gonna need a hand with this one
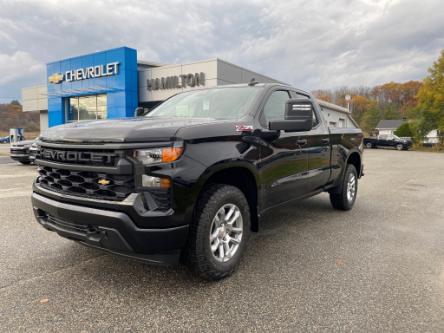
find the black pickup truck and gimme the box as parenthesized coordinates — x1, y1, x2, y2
(32, 83, 364, 280)
(364, 134, 412, 150)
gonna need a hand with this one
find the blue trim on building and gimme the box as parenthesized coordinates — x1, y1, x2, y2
(46, 47, 138, 127)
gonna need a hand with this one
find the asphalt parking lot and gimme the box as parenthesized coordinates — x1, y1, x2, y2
(1, 149, 443, 332)
(0, 144, 10, 158)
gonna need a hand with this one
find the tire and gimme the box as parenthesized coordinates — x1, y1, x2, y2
(19, 160, 31, 165)
(365, 142, 373, 149)
(329, 164, 358, 211)
(186, 184, 251, 281)
(396, 144, 404, 151)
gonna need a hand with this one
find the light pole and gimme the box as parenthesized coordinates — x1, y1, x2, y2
(345, 94, 351, 111)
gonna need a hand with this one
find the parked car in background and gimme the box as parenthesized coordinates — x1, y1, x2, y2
(364, 134, 412, 150)
(29, 141, 39, 163)
(10, 138, 38, 164)
(0, 136, 11, 144)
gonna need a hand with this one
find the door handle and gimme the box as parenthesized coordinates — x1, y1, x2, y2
(297, 139, 307, 146)
(321, 138, 330, 145)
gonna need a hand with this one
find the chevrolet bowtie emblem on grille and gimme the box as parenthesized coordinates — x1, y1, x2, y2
(48, 72, 64, 84)
(97, 178, 111, 185)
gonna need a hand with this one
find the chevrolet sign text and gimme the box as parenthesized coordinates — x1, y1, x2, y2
(39, 148, 115, 165)
(48, 62, 120, 84)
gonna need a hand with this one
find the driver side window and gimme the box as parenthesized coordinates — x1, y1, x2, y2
(262, 90, 290, 123)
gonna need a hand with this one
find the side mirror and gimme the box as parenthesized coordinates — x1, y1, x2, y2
(269, 98, 313, 132)
(134, 107, 145, 117)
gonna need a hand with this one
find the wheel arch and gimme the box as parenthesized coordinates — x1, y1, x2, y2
(347, 151, 362, 178)
(196, 162, 260, 232)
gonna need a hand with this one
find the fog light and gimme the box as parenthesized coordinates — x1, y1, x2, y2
(142, 175, 171, 188)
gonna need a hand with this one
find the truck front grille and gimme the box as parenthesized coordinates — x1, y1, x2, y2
(37, 166, 134, 201)
(11, 148, 28, 155)
(37, 148, 118, 167)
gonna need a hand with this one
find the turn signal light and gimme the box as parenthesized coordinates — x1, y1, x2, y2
(142, 175, 172, 188)
(161, 147, 184, 163)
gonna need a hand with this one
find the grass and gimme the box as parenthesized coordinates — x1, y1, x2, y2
(412, 144, 444, 153)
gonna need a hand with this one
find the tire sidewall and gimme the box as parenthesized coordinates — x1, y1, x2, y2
(196, 186, 250, 276)
(342, 165, 358, 210)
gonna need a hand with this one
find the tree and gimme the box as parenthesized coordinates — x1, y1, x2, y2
(10, 100, 21, 106)
(350, 95, 376, 124)
(394, 122, 413, 137)
(371, 81, 422, 117)
(312, 89, 333, 103)
(382, 105, 402, 120)
(416, 50, 444, 134)
(361, 107, 381, 134)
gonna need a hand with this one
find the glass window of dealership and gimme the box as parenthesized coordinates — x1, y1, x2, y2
(21, 46, 352, 129)
(67, 94, 107, 122)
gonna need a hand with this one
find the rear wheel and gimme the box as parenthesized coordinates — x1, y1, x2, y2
(329, 164, 358, 211)
(396, 144, 404, 151)
(186, 184, 250, 281)
(365, 142, 373, 149)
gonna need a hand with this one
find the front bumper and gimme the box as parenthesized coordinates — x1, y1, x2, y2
(10, 148, 31, 163)
(32, 191, 189, 265)
(10, 155, 31, 163)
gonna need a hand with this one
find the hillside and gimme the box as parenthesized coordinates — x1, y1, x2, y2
(0, 103, 40, 134)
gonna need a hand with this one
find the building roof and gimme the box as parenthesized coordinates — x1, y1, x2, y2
(137, 60, 164, 68)
(375, 119, 405, 129)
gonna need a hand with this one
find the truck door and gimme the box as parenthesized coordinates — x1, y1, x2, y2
(303, 101, 332, 192)
(386, 135, 396, 148)
(290, 91, 331, 193)
(259, 89, 309, 208)
(378, 135, 389, 147)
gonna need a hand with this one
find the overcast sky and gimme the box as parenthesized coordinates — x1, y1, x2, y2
(0, 0, 443, 102)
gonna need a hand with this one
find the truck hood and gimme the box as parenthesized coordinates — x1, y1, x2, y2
(11, 140, 35, 147)
(40, 117, 223, 143)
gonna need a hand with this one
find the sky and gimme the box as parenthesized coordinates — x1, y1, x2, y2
(0, 0, 443, 103)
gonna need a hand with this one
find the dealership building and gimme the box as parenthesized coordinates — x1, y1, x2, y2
(22, 46, 352, 131)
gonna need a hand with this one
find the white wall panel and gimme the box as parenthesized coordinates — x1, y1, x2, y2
(22, 85, 48, 112)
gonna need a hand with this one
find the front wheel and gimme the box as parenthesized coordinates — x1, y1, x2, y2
(365, 142, 373, 149)
(329, 164, 358, 211)
(396, 144, 404, 151)
(186, 184, 250, 281)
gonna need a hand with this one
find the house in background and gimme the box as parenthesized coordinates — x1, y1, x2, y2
(423, 129, 441, 146)
(375, 119, 406, 136)
(376, 119, 440, 145)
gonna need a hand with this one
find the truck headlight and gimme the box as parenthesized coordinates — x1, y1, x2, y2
(30, 143, 38, 151)
(134, 145, 184, 165)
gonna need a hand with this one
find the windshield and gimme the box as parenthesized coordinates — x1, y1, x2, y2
(146, 86, 261, 120)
